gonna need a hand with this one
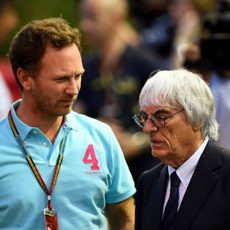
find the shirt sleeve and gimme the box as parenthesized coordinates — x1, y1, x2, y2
(105, 127, 136, 204)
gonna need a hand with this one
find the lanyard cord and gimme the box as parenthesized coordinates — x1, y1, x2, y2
(8, 111, 67, 210)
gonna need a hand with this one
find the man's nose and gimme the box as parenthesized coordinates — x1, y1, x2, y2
(65, 79, 80, 95)
(143, 118, 158, 133)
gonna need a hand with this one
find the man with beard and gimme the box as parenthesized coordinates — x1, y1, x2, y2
(0, 17, 135, 229)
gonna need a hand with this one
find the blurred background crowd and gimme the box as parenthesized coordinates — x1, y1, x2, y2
(0, 0, 229, 184)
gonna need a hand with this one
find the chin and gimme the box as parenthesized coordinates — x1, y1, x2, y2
(151, 148, 168, 159)
(63, 109, 72, 115)
(55, 108, 72, 116)
(61, 105, 73, 113)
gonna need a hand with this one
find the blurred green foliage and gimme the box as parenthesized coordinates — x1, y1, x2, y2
(0, 0, 80, 56)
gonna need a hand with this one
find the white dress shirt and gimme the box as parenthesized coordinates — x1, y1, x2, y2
(163, 137, 209, 214)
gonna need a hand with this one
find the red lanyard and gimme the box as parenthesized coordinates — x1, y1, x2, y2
(8, 110, 67, 210)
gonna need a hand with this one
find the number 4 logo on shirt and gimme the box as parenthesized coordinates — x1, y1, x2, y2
(82, 144, 100, 170)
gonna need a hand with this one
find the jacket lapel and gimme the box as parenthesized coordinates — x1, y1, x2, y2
(150, 166, 168, 230)
(174, 141, 222, 229)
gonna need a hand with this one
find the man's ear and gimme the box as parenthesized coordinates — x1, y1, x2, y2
(17, 68, 33, 90)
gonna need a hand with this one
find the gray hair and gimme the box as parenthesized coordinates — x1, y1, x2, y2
(139, 69, 219, 141)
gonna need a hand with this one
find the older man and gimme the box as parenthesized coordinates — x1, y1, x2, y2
(134, 69, 230, 230)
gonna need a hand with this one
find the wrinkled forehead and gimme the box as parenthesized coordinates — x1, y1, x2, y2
(139, 88, 181, 110)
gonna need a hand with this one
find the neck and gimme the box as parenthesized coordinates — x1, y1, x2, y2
(16, 100, 64, 143)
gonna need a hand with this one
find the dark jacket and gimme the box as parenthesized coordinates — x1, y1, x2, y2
(135, 141, 230, 230)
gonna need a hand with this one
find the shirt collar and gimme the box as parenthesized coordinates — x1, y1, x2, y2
(64, 111, 78, 131)
(168, 137, 209, 187)
(10, 99, 78, 140)
(10, 100, 32, 140)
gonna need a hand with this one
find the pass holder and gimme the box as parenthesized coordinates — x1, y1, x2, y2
(44, 207, 58, 230)
(44, 195, 59, 230)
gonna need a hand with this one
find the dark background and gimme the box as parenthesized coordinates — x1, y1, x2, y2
(0, 0, 80, 56)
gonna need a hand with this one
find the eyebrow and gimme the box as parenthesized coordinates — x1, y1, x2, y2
(140, 109, 170, 116)
(54, 70, 85, 80)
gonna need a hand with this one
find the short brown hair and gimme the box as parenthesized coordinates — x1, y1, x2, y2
(8, 17, 81, 90)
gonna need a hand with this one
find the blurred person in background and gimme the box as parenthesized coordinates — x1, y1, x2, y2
(129, 0, 215, 69)
(0, 17, 136, 229)
(0, 72, 12, 118)
(0, 0, 20, 119)
(128, 0, 176, 69)
(77, 0, 161, 184)
(0, 0, 18, 45)
(181, 0, 230, 149)
(170, 0, 216, 67)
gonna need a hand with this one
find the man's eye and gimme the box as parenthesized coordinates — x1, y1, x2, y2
(56, 78, 68, 82)
(155, 115, 167, 120)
